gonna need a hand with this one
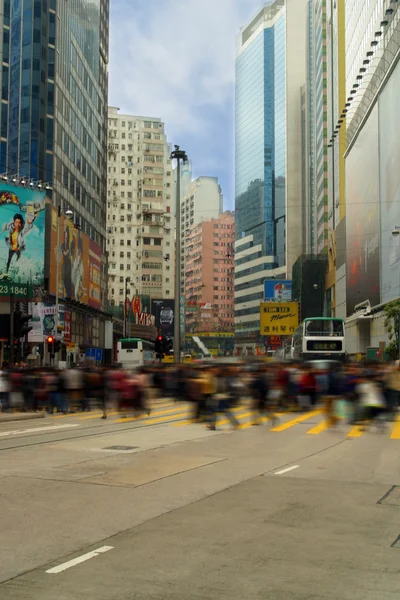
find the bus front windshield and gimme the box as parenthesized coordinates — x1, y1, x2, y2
(305, 320, 344, 337)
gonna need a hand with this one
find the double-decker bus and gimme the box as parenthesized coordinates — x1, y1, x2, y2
(292, 317, 346, 361)
(116, 338, 155, 369)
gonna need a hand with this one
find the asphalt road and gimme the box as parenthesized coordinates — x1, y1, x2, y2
(1, 401, 400, 599)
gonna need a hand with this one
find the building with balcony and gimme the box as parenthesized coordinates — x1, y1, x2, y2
(180, 176, 223, 293)
(106, 108, 175, 309)
(185, 211, 234, 353)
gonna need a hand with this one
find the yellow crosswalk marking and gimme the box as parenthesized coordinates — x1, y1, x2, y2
(307, 420, 328, 435)
(270, 410, 321, 432)
(141, 412, 187, 426)
(348, 425, 364, 438)
(390, 416, 400, 439)
(115, 405, 187, 424)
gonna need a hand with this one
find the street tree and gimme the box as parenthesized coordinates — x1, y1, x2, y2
(383, 300, 400, 359)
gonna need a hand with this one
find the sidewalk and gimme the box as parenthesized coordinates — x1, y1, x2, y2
(0, 412, 45, 423)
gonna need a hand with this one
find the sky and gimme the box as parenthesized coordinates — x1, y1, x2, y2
(108, 0, 264, 211)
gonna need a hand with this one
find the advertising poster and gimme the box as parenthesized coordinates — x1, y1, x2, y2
(346, 105, 380, 315)
(48, 205, 102, 309)
(379, 59, 400, 303)
(264, 280, 292, 301)
(151, 298, 174, 338)
(28, 303, 62, 342)
(0, 183, 46, 284)
(89, 240, 101, 308)
(259, 302, 299, 336)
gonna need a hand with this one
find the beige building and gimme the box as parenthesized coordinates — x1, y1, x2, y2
(180, 176, 223, 293)
(106, 107, 175, 309)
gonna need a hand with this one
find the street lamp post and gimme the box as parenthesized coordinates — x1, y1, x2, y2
(170, 145, 188, 364)
(392, 226, 400, 357)
(124, 277, 131, 338)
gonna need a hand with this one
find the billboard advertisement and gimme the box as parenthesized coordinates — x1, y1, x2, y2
(28, 303, 69, 342)
(346, 104, 380, 315)
(264, 280, 292, 301)
(379, 59, 400, 304)
(0, 183, 46, 284)
(151, 298, 175, 338)
(260, 302, 299, 336)
(47, 205, 102, 309)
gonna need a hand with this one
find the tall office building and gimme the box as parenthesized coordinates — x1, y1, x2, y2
(325, 0, 346, 317)
(343, 0, 400, 356)
(307, 0, 329, 254)
(0, 0, 109, 252)
(234, 0, 307, 352)
(180, 176, 223, 293)
(106, 107, 175, 308)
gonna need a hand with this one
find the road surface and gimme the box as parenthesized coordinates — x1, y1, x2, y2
(1, 398, 399, 599)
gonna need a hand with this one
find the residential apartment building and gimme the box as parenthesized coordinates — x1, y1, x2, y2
(235, 0, 307, 351)
(180, 176, 223, 293)
(185, 211, 234, 336)
(106, 108, 175, 308)
(0, 0, 109, 254)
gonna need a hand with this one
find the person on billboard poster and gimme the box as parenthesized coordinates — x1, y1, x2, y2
(61, 226, 73, 298)
(0, 186, 45, 283)
(71, 230, 84, 301)
(2, 212, 35, 274)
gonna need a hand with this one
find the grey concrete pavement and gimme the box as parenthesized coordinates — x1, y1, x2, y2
(2, 476, 400, 599)
(1, 412, 400, 598)
(0, 412, 45, 423)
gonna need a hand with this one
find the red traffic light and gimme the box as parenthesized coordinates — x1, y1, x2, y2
(157, 335, 162, 341)
(47, 336, 54, 343)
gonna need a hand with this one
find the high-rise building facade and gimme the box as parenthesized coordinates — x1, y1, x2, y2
(106, 107, 175, 309)
(0, 0, 109, 252)
(180, 176, 223, 293)
(234, 0, 307, 351)
(185, 211, 234, 342)
(325, 0, 346, 318)
(312, 0, 329, 253)
(343, 0, 400, 356)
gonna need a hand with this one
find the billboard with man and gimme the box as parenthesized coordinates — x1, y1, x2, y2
(0, 183, 46, 285)
(47, 205, 102, 309)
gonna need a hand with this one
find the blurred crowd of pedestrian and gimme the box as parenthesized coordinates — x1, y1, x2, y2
(0, 360, 399, 431)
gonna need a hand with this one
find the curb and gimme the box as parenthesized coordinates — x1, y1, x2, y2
(0, 412, 46, 423)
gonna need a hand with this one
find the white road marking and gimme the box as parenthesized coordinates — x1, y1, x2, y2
(274, 465, 300, 476)
(46, 546, 114, 574)
(0, 424, 80, 437)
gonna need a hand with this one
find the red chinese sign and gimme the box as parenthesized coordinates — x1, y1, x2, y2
(64, 310, 72, 343)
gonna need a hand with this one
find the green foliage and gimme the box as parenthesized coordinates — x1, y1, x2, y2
(384, 300, 400, 358)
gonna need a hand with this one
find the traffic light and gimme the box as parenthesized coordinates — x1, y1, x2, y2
(163, 337, 173, 354)
(13, 308, 33, 339)
(155, 335, 164, 359)
(46, 335, 55, 353)
(54, 339, 61, 353)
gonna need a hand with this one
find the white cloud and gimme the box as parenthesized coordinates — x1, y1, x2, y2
(109, 0, 261, 135)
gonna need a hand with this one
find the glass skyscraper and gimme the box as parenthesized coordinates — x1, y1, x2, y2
(235, 1, 286, 269)
(0, 0, 109, 252)
(234, 0, 307, 350)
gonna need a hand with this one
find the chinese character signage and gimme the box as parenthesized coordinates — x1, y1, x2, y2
(64, 310, 72, 343)
(264, 280, 292, 301)
(0, 183, 46, 284)
(260, 302, 299, 336)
